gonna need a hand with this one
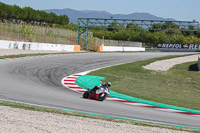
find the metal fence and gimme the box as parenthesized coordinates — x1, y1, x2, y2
(94, 38, 142, 47)
(0, 22, 143, 51)
(0, 22, 77, 45)
(86, 38, 142, 51)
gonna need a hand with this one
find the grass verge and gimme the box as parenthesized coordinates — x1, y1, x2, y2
(0, 52, 82, 59)
(89, 54, 200, 110)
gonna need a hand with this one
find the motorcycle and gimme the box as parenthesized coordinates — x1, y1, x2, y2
(83, 86, 109, 101)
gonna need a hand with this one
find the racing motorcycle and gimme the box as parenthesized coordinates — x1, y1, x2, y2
(83, 86, 109, 101)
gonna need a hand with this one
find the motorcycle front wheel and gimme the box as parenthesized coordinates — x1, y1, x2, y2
(98, 93, 107, 101)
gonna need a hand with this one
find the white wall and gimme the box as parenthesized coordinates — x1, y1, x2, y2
(0, 40, 76, 52)
(103, 46, 145, 52)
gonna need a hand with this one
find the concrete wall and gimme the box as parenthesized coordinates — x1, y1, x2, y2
(97, 46, 145, 52)
(0, 40, 80, 52)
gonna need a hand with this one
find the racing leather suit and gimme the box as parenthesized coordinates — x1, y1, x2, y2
(90, 83, 110, 94)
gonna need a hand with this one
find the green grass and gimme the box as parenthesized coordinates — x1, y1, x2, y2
(89, 55, 200, 110)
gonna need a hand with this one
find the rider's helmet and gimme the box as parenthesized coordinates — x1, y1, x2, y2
(106, 81, 111, 87)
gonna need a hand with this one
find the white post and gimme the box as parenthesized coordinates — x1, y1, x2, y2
(102, 36, 104, 46)
(198, 56, 200, 71)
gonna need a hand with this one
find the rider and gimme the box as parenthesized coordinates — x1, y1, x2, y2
(90, 81, 111, 94)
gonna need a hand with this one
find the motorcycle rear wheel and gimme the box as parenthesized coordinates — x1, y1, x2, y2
(83, 91, 89, 98)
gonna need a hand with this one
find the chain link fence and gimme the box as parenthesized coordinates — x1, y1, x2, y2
(0, 22, 77, 45)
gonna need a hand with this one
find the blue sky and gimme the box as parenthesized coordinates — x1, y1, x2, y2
(1, 0, 200, 22)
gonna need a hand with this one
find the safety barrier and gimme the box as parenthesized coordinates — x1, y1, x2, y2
(0, 40, 80, 52)
(97, 46, 145, 52)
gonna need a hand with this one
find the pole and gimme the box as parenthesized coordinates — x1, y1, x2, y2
(77, 19, 80, 45)
(85, 27, 88, 51)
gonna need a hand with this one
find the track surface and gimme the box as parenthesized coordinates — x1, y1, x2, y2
(0, 52, 199, 128)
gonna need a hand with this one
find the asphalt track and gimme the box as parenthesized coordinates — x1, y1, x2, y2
(0, 52, 200, 128)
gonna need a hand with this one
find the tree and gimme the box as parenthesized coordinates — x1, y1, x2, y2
(57, 15, 69, 25)
(22, 7, 35, 23)
(112, 29, 129, 40)
(162, 21, 179, 30)
(151, 23, 162, 31)
(64, 23, 78, 31)
(0, 2, 70, 26)
(196, 28, 200, 37)
(38, 11, 48, 24)
(0, 2, 9, 20)
(48, 12, 57, 25)
(126, 22, 140, 30)
(107, 21, 118, 31)
(188, 25, 195, 31)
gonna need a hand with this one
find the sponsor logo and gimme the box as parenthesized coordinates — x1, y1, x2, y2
(157, 44, 162, 48)
(157, 43, 200, 50)
(189, 44, 200, 49)
(183, 44, 189, 49)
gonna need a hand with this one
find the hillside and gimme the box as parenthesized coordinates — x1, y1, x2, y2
(44, 8, 175, 24)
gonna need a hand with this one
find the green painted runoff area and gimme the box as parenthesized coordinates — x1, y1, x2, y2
(75, 75, 200, 114)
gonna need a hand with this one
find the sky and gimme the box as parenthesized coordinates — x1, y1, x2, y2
(1, 0, 200, 22)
